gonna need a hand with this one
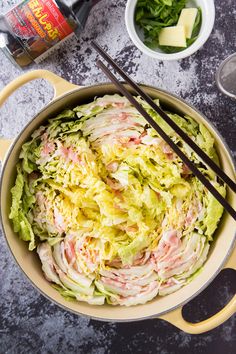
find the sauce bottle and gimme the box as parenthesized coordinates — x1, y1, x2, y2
(0, 0, 101, 68)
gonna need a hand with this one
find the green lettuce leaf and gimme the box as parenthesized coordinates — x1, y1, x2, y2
(9, 165, 24, 232)
(18, 211, 36, 250)
(204, 185, 226, 239)
(118, 235, 150, 265)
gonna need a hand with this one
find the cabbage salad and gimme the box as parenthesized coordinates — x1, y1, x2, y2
(9, 94, 225, 306)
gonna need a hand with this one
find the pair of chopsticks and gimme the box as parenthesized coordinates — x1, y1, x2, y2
(91, 41, 236, 221)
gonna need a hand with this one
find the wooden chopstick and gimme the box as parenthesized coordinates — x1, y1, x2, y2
(95, 59, 236, 221)
(92, 40, 236, 194)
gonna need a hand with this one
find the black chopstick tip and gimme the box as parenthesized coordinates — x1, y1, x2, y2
(91, 40, 97, 48)
(91, 41, 103, 54)
(96, 59, 103, 68)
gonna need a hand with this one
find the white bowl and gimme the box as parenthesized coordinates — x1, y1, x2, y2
(125, 0, 215, 61)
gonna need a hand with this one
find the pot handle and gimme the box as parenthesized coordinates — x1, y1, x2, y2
(158, 245, 236, 334)
(0, 70, 78, 162)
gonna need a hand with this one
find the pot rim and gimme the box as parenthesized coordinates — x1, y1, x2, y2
(1, 82, 235, 322)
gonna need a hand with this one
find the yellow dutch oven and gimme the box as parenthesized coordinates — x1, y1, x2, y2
(0, 70, 236, 334)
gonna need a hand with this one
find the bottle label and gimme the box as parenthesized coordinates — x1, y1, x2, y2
(34, 32, 76, 63)
(5, 0, 74, 61)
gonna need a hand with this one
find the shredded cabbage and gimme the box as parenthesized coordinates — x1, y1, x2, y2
(9, 94, 226, 306)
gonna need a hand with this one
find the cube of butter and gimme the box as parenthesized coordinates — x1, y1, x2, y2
(177, 8, 198, 38)
(159, 26, 187, 47)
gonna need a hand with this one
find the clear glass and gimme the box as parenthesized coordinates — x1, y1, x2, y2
(216, 53, 236, 99)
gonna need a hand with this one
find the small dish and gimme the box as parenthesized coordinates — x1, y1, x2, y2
(125, 0, 215, 61)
